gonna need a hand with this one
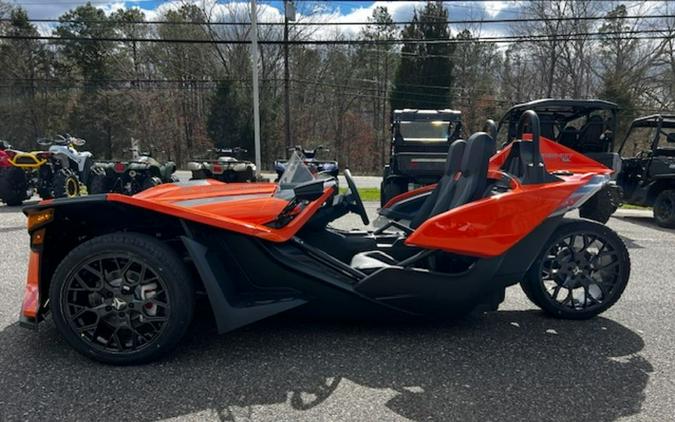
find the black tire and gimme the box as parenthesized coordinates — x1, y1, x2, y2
(579, 187, 617, 224)
(50, 232, 195, 365)
(141, 176, 162, 191)
(88, 173, 112, 194)
(190, 170, 207, 180)
(653, 190, 675, 228)
(52, 169, 80, 198)
(0, 167, 28, 206)
(521, 219, 630, 320)
(381, 178, 407, 207)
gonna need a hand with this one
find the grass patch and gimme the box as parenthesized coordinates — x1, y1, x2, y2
(340, 187, 381, 202)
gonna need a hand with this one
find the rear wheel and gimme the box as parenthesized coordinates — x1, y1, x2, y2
(381, 178, 407, 206)
(0, 167, 28, 206)
(653, 190, 675, 228)
(50, 232, 195, 364)
(141, 176, 162, 191)
(521, 219, 630, 319)
(53, 169, 80, 198)
(579, 186, 617, 224)
(88, 173, 112, 194)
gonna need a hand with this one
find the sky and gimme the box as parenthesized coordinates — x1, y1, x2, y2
(8, 0, 524, 37)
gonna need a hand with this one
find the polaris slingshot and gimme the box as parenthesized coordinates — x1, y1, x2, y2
(20, 111, 630, 364)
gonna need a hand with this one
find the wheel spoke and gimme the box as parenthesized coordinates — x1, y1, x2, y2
(64, 254, 170, 355)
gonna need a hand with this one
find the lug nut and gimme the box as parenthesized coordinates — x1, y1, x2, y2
(119, 312, 125, 317)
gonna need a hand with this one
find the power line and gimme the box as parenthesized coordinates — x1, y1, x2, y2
(1, 13, 674, 27)
(0, 29, 673, 45)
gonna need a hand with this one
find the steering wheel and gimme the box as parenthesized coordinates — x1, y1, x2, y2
(343, 169, 369, 225)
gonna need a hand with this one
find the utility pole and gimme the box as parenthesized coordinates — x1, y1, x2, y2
(284, 1, 296, 149)
(250, 0, 261, 179)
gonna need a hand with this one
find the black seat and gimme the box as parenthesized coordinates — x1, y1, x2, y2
(352, 132, 496, 270)
(559, 126, 579, 149)
(578, 115, 605, 152)
(444, 132, 495, 211)
(409, 140, 466, 228)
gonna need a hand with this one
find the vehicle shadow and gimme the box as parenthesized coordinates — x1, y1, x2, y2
(616, 215, 675, 234)
(0, 200, 38, 213)
(0, 311, 651, 422)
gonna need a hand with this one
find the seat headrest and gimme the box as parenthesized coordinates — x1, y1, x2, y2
(444, 140, 466, 176)
(460, 132, 496, 175)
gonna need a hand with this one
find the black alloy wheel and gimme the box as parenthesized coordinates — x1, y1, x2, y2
(654, 190, 675, 228)
(62, 254, 171, 354)
(50, 233, 194, 364)
(521, 219, 630, 319)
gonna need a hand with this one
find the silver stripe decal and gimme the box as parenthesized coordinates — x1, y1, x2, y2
(175, 193, 271, 207)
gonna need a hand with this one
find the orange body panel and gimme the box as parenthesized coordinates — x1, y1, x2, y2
(489, 135, 613, 175)
(405, 173, 592, 257)
(21, 251, 40, 319)
(107, 184, 335, 243)
(134, 179, 278, 201)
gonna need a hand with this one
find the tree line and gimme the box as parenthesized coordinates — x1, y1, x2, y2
(0, 0, 673, 173)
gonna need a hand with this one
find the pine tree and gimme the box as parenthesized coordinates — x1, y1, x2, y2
(390, 1, 453, 110)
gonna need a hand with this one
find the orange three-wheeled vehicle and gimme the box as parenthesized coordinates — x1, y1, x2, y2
(19, 111, 630, 364)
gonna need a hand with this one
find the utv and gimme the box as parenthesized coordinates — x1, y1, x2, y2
(90, 150, 177, 195)
(497, 99, 623, 223)
(188, 147, 256, 183)
(380, 109, 463, 206)
(274, 145, 338, 181)
(617, 114, 675, 227)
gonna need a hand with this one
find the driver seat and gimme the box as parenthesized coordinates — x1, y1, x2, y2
(351, 132, 496, 271)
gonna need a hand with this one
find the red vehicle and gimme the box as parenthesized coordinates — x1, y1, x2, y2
(20, 111, 630, 364)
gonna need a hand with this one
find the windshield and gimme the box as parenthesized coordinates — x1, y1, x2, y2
(278, 152, 315, 190)
(399, 121, 450, 142)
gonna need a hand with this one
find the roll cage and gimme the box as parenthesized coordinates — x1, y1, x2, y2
(498, 99, 619, 152)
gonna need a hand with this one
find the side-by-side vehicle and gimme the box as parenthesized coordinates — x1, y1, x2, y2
(20, 111, 630, 364)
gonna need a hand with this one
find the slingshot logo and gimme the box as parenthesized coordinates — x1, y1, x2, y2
(542, 152, 572, 162)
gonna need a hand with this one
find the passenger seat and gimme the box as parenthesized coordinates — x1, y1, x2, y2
(351, 132, 496, 270)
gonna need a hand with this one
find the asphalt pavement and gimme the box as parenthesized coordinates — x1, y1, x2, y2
(0, 202, 673, 422)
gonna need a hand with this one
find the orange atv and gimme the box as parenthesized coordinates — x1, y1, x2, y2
(20, 111, 630, 365)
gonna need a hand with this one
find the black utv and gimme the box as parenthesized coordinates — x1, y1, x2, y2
(380, 109, 463, 205)
(498, 99, 623, 223)
(617, 114, 675, 227)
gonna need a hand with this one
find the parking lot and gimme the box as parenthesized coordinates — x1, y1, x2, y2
(0, 202, 673, 422)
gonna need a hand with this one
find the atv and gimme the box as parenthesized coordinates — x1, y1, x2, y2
(89, 149, 177, 195)
(616, 114, 675, 227)
(380, 109, 463, 206)
(20, 110, 631, 365)
(274, 145, 338, 181)
(496, 99, 623, 223)
(34, 135, 94, 199)
(187, 147, 256, 183)
(0, 141, 50, 206)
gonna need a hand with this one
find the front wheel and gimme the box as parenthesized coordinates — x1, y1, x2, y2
(50, 232, 195, 364)
(521, 219, 630, 320)
(653, 190, 675, 228)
